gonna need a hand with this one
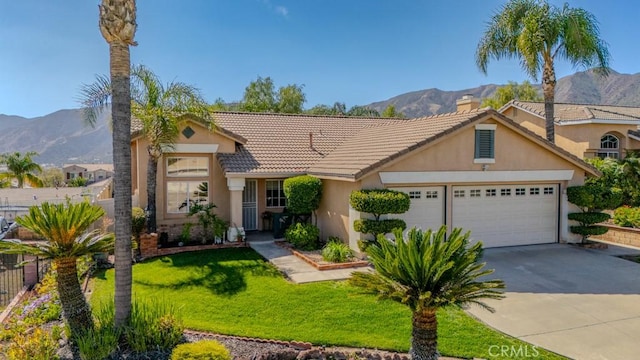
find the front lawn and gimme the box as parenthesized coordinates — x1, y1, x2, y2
(91, 248, 565, 359)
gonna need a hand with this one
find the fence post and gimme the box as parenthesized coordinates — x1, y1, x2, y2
(23, 255, 38, 288)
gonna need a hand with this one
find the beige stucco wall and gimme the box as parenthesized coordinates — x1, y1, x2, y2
(316, 179, 360, 242)
(503, 107, 640, 158)
(132, 120, 237, 229)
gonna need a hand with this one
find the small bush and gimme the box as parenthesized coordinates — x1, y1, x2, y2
(570, 225, 609, 236)
(171, 340, 232, 360)
(613, 206, 640, 228)
(349, 189, 410, 217)
(568, 212, 610, 224)
(283, 175, 323, 215)
(285, 223, 320, 250)
(132, 206, 146, 239)
(125, 299, 184, 353)
(7, 327, 59, 360)
(322, 239, 354, 263)
(567, 185, 623, 211)
(353, 219, 406, 236)
(75, 301, 120, 360)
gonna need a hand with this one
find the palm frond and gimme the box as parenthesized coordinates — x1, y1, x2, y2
(78, 74, 112, 128)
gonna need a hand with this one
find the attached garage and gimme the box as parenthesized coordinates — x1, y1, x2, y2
(390, 186, 445, 232)
(452, 184, 558, 247)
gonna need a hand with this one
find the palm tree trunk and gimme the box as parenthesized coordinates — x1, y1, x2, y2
(110, 41, 133, 328)
(542, 61, 556, 143)
(410, 308, 439, 360)
(55, 257, 93, 336)
(146, 152, 158, 233)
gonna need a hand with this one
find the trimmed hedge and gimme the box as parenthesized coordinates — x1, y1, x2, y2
(353, 219, 406, 236)
(569, 225, 609, 236)
(567, 185, 623, 211)
(349, 189, 410, 218)
(283, 175, 322, 215)
(567, 212, 610, 224)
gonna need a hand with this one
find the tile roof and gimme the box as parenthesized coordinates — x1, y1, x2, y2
(214, 112, 402, 174)
(308, 109, 490, 179)
(505, 101, 640, 123)
(62, 163, 114, 172)
(130, 115, 247, 144)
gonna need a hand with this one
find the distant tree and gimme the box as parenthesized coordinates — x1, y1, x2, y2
(209, 97, 231, 112)
(67, 177, 89, 187)
(306, 102, 381, 117)
(306, 104, 335, 116)
(476, 0, 611, 143)
(0, 151, 43, 188)
(277, 84, 306, 113)
(238, 76, 306, 113)
(381, 104, 405, 118)
(41, 168, 65, 188)
(347, 105, 380, 117)
(481, 81, 542, 109)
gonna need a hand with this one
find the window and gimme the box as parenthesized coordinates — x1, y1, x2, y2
(409, 191, 421, 199)
(167, 181, 208, 213)
(470, 189, 481, 197)
(501, 188, 511, 196)
(515, 188, 526, 196)
(454, 190, 465, 198)
(530, 188, 540, 195)
(598, 134, 620, 159)
(486, 189, 496, 197)
(474, 124, 496, 162)
(544, 187, 554, 195)
(167, 157, 209, 177)
(266, 180, 286, 207)
(425, 191, 438, 199)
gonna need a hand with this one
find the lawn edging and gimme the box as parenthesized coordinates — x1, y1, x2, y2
(139, 232, 248, 259)
(274, 241, 370, 270)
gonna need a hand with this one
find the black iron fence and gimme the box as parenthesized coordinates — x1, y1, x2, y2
(0, 253, 24, 309)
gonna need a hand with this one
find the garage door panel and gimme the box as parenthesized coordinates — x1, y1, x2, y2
(390, 187, 445, 233)
(452, 184, 558, 248)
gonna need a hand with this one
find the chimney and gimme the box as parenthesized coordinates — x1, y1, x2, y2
(456, 94, 481, 112)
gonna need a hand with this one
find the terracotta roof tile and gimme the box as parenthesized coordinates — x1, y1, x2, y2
(507, 101, 640, 122)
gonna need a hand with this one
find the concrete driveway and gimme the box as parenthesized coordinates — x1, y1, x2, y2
(467, 244, 640, 360)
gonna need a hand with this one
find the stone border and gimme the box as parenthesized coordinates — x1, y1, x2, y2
(275, 241, 370, 270)
(184, 329, 313, 350)
(590, 224, 640, 248)
(139, 233, 249, 259)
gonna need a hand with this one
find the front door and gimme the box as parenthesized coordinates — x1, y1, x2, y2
(242, 179, 258, 230)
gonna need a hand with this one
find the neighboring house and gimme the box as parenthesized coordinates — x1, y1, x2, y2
(63, 163, 114, 183)
(500, 100, 640, 159)
(131, 98, 597, 250)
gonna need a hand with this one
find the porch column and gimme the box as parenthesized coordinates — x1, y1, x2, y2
(227, 178, 245, 237)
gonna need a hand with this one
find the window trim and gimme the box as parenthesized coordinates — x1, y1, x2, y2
(474, 124, 496, 163)
(597, 134, 620, 159)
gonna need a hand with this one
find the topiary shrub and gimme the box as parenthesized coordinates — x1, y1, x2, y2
(613, 206, 640, 228)
(350, 189, 410, 247)
(567, 185, 618, 243)
(353, 219, 406, 236)
(285, 222, 320, 250)
(322, 238, 354, 263)
(171, 340, 231, 360)
(283, 175, 322, 216)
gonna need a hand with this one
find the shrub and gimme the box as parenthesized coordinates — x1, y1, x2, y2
(349, 189, 410, 218)
(613, 206, 640, 228)
(569, 225, 609, 236)
(170, 340, 232, 360)
(285, 222, 320, 250)
(567, 212, 610, 224)
(322, 239, 354, 263)
(132, 206, 146, 239)
(67, 177, 88, 187)
(75, 301, 120, 360)
(124, 299, 184, 353)
(7, 327, 59, 360)
(353, 219, 406, 236)
(283, 175, 322, 215)
(567, 185, 623, 211)
(188, 203, 227, 242)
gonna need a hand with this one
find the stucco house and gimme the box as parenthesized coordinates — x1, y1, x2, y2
(500, 100, 640, 159)
(63, 163, 114, 183)
(131, 99, 597, 250)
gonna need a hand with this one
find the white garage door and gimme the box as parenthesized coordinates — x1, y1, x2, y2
(452, 184, 558, 248)
(390, 187, 445, 233)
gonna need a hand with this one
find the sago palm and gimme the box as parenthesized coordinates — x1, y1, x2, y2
(80, 65, 211, 233)
(0, 151, 43, 188)
(0, 201, 114, 337)
(349, 226, 505, 360)
(476, 0, 610, 143)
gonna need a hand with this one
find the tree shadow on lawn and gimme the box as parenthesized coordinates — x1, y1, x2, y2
(134, 248, 281, 297)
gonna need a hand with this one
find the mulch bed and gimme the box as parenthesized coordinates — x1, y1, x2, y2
(274, 241, 370, 270)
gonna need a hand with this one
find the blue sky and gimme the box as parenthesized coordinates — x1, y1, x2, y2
(1, 0, 638, 118)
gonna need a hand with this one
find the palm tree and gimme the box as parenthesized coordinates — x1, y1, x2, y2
(476, 0, 610, 143)
(349, 226, 505, 360)
(97, 0, 137, 328)
(81, 65, 211, 233)
(0, 151, 43, 188)
(0, 201, 113, 337)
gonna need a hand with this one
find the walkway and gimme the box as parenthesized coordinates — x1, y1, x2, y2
(247, 233, 370, 283)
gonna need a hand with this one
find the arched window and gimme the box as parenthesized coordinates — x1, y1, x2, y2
(598, 134, 619, 159)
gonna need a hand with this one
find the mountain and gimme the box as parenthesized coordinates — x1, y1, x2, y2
(0, 109, 112, 166)
(368, 69, 640, 118)
(2, 69, 640, 165)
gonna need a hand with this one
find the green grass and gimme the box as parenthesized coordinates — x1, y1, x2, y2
(91, 248, 566, 359)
